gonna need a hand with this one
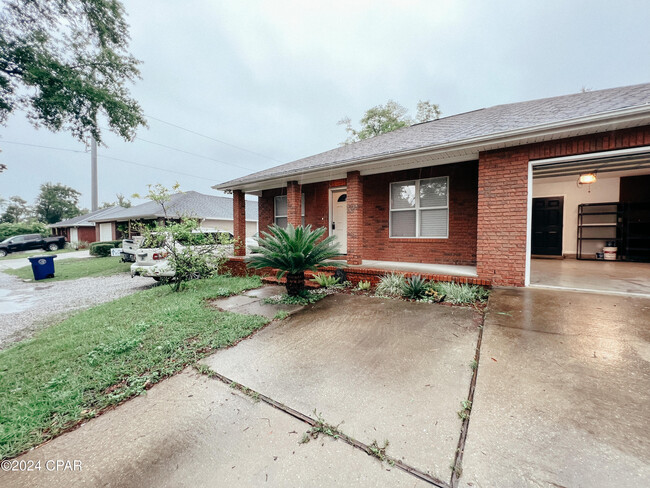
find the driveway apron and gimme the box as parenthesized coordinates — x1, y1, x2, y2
(459, 287, 650, 488)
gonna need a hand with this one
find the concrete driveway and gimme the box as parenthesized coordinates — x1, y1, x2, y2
(459, 288, 650, 488)
(2, 287, 647, 487)
(1, 293, 481, 487)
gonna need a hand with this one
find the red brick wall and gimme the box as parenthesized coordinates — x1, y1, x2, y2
(233, 190, 247, 256)
(78, 227, 97, 243)
(258, 188, 283, 236)
(347, 171, 363, 265)
(477, 125, 650, 286)
(303, 182, 330, 232)
(362, 161, 479, 265)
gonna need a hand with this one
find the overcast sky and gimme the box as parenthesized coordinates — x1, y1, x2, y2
(1, 0, 649, 209)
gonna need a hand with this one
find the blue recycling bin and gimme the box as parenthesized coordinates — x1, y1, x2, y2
(28, 255, 57, 280)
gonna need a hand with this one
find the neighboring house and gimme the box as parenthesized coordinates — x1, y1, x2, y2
(217, 83, 650, 288)
(90, 191, 258, 241)
(50, 206, 122, 243)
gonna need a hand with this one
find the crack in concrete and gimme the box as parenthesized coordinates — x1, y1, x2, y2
(195, 365, 450, 488)
(450, 311, 486, 488)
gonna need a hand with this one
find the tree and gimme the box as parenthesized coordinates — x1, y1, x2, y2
(132, 184, 229, 291)
(338, 99, 441, 144)
(101, 193, 131, 209)
(247, 224, 342, 296)
(0, 195, 31, 223)
(34, 183, 82, 224)
(0, 0, 146, 144)
(415, 100, 441, 123)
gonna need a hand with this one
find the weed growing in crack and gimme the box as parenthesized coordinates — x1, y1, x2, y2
(450, 461, 463, 478)
(470, 359, 478, 371)
(458, 399, 472, 420)
(300, 410, 343, 444)
(368, 439, 390, 462)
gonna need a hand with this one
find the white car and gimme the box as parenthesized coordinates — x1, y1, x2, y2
(131, 230, 233, 281)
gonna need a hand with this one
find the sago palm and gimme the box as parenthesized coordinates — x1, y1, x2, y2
(247, 224, 342, 296)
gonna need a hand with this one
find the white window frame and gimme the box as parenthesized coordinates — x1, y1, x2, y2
(274, 194, 305, 227)
(389, 176, 449, 239)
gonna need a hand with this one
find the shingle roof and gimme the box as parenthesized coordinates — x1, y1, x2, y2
(218, 82, 650, 189)
(49, 206, 122, 228)
(90, 192, 258, 222)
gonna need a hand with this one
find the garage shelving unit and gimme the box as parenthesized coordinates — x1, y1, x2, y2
(576, 203, 623, 260)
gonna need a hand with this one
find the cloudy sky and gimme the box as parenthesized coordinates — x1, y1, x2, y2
(1, 0, 649, 209)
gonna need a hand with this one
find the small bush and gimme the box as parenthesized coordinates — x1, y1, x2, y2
(89, 240, 121, 256)
(91, 243, 116, 257)
(428, 282, 490, 304)
(310, 273, 340, 288)
(375, 272, 406, 297)
(401, 275, 428, 300)
(67, 240, 90, 250)
(357, 280, 372, 291)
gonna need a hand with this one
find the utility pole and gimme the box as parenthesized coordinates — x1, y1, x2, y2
(91, 136, 98, 211)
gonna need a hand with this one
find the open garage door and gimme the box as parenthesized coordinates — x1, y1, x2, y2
(528, 147, 650, 297)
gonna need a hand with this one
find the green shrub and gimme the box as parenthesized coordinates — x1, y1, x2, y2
(357, 280, 372, 291)
(0, 222, 48, 241)
(89, 240, 121, 256)
(401, 275, 428, 300)
(91, 243, 116, 257)
(310, 272, 340, 288)
(375, 272, 406, 297)
(247, 224, 342, 296)
(428, 282, 490, 304)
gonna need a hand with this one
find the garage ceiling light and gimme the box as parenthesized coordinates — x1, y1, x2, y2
(578, 172, 597, 184)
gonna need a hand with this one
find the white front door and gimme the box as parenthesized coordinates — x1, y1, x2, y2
(70, 228, 78, 243)
(331, 189, 347, 254)
(99, 223, 113, 241)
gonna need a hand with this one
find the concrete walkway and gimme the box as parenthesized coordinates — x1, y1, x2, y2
(459, 287, 650, 487)
(0, 369, 426, 487)
(203, 294, 479, 482)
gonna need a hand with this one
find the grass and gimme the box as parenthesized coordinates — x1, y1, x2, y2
(4, 256, 130, 281)
(0, 274, 265, 459)
(0, 248, 77, 261)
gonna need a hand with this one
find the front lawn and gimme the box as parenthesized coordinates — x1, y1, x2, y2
(0, 274, 265, 459)
(4, 256, 130, 281)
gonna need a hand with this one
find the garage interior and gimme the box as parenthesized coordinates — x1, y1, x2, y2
(530, 148, 650, 296)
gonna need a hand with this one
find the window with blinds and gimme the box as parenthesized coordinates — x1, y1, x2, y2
(274, 195, 305, 228)
(389, 177, 448, 238)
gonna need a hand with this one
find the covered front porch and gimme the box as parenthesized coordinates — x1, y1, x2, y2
(230, 159, 481, 279)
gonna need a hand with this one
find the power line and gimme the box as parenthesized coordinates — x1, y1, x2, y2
(134, 136, 256, 171)
(0, 139, 219, 182)
(146, 114, 282, 163)
(1, 140, 87, 153)
(98, 154, 221, 182)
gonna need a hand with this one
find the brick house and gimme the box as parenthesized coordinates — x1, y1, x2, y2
(90, 191, 258, 241)
(50, 206, 123, 244)
(217, 83, 650, 288)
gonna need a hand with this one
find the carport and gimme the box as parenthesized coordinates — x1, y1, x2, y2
(527, 146, 650, 296)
